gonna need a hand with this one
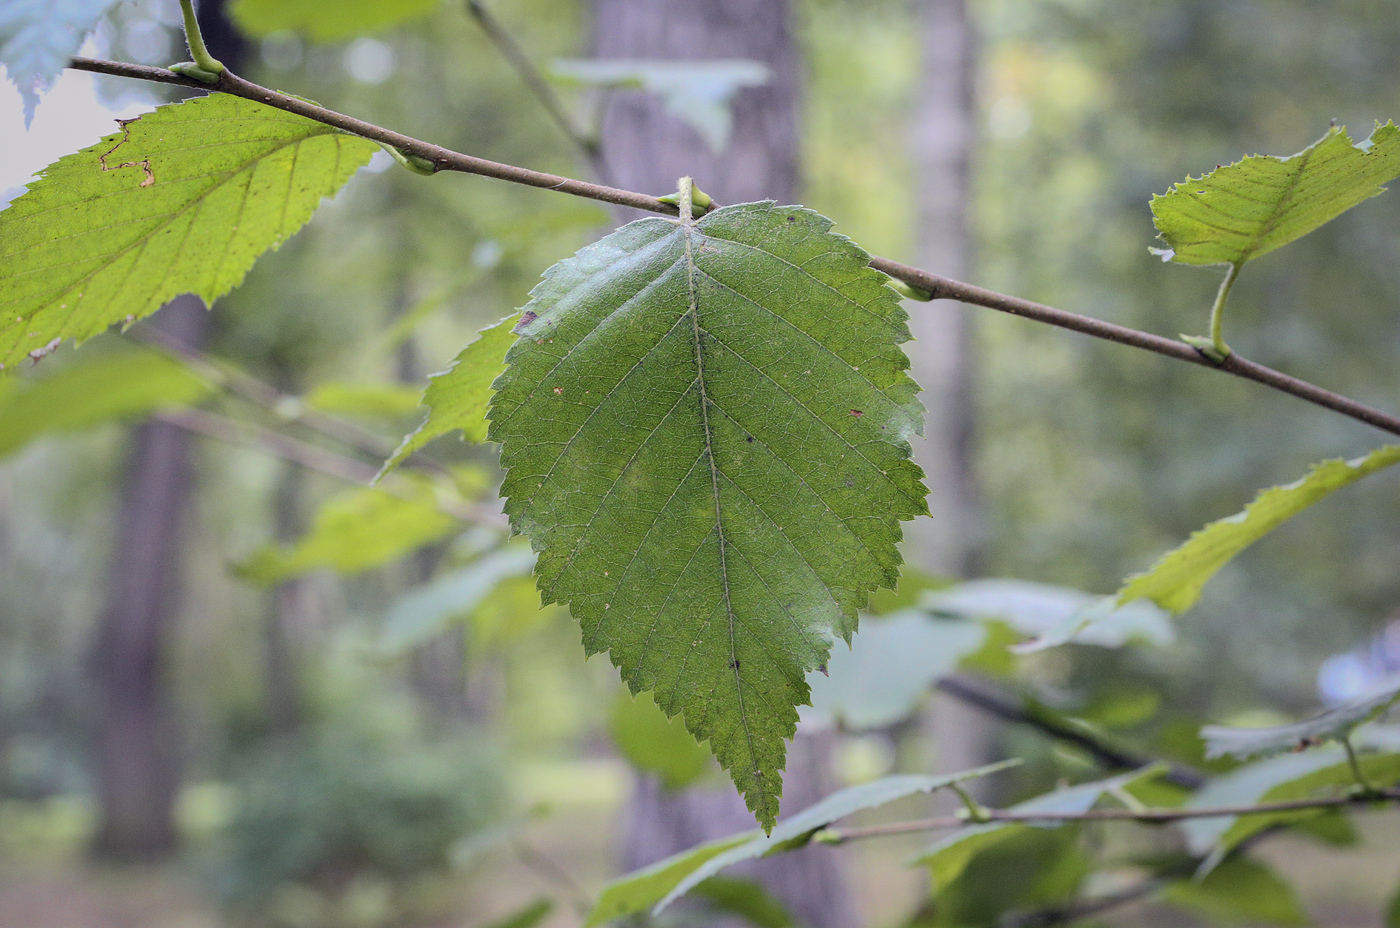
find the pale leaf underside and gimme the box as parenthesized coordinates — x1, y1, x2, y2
(490, 201, 927, 828)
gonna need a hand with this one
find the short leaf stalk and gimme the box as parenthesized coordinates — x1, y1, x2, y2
(1342, 736, 1382, 798)
(171, 0, 225, 83)
(950, 782, 993, 824)
(1182, 263, 1240, 363)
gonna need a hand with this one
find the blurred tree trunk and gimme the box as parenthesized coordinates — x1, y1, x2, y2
(263, 462, 307, 736)
(902, 0, 1000, 798)
(90, 295, 208, 861)
(89, 0, 244, 861)
(591, 2, 858, 926)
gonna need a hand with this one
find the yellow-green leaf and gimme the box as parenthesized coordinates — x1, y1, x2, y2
(230, 0, 440, 41)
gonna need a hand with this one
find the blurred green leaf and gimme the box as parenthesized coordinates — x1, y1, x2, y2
(806, 611, 987, 729)
(1202, 675, 1400, 760)
(378, 547, 537, 656)
(304, 382, 424, 419)
(230, 0, 440, 41)
(586, 762, 1016, 925)
(922, 579, 1173, 650)
(0, 95, 377, 371)
(550, 59, 769, 152)
(491, 202, 927, 829)
(913, 767, 1162, 889)
(0, 0, 122, 123)
(610, 690, 712, 791)
(380, 314, 518, 477)
(1152, 123, 1400, 267)
(1163, 856, 1309, 926)
(865, 567, 951, 616)
(478, 898, 553, 928)
(1387, 876, 1400, 928)
(1119, 447, 1400, 615)
(0, 351, 212, 458)
(238, 482, 459, 585)
(1180, 748, 1400, 859)
(692, 876, 796, 928)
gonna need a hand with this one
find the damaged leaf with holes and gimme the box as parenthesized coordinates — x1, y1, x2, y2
(0, 93, 378, 372)
(489, 200, 928, 829)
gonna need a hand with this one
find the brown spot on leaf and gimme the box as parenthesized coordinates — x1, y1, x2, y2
(513, 311, 537, 334)
(850, 409, 863, 418)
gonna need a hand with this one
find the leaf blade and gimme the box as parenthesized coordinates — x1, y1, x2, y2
(1201, 675, 1400, 760)
(1119, 446, 1400, 614)
(229, 0, 440, 41)
(0, 94, 378, 371)
(1152, 123, 1400, 267)
(490, 202, 927, 828)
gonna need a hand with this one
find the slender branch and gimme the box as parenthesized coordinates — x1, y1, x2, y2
(155, 407, 507, 527)
(936, 675, 1207, 790)
(820, 786, 1400, 844)
(463, 0, 615, 185)
(66, 56, 1400, 440)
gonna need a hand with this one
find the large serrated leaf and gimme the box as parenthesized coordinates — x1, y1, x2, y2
(0, 94, 378, 372)
(489, 201, 927, 828)
(1152, 122, 1400, 267)
(584, 762, 1015, 926)
(1119, 446, 1400, 614)
(229, 0, 440, 41)
(0, 0, 122, 124)
(1202, 675, 1400, 760)
(379, 313, 519, 477)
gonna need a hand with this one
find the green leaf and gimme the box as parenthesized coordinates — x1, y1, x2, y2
(691, 877, 796, 928)
(585, 762, 1014, 925)
(238, 482, 459, 585)
(0, 350, 212, 458)
(1151, 122, 1400, 267)
(610, 690, 713, 791)
(550, 60, 769, 153)
(0, 0, 123, 124)
(304, 381, 424, 419)
(229, 0, 441, 41)
(1202, 675, 1400, 760)
(379, 314, 519, 477)
(1180, 748, 1400, 859)
(1119, 447, 1400, 614)
(1163, 856, 1309, 927)
(806, 611, 987, 730)
(377, 546, 537, 656)
(489, 201, 927, 829)
(478, 899, 553, 928)
(0, 94, 378, 372)
(913, 767, 1161, 889)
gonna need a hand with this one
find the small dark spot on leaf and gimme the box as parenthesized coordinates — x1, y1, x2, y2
(850, 409, 863, 417)
(730, 660, 740, 670)
(786, 215, 796, 222)
(817, 663, 828, 676)
(746, 435, 754, 443)
(513, 310, 537, 333)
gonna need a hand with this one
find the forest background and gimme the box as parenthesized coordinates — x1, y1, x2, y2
(2, 0, 1400, 926)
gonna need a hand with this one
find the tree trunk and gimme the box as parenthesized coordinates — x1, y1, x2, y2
(591, 3, 859, 925)
(902, 0, 1000, 802)
(90, 295, 209, 861)
(89, 0, 242, 860)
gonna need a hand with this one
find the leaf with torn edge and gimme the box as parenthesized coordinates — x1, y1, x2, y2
(1151, 122, 1400, 267)
(0, 94, 378, 372)
(584, 761, 1016, 926)
(379, 313, 519, 477)
(1119, 446, 1400, 614)
(490, 201, 927, 829)
(1202, 675, 1400, 760)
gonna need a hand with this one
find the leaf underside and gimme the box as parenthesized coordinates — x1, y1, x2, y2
(1118, 446, 1400, 615)
(0, 0, 122, 123)
(1201, 675, 1400, 760)
(0, 93, 378, 372)
(1151, 122, 1400, 267)
(489, 201, 927, 828)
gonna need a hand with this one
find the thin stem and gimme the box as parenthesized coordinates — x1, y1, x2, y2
(1342, 736, 1380, 796)
(65, 56, 1400, 440)
(177, 0, 224, 76)
(820, 787, 1400, 844)
(1209, 263, 1241, 359)
(463, 0, 614, 184)
(949, 782, 992, 823)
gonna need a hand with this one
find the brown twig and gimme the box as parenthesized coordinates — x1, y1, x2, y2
(66, 56, 1400, 440)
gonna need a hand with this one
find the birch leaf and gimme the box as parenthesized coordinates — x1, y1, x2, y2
(0, 94, 378, 372)
(1118, 447, 1400, 614)
(1152, 122, 1400, 266)
(490, 201, 928, 829)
